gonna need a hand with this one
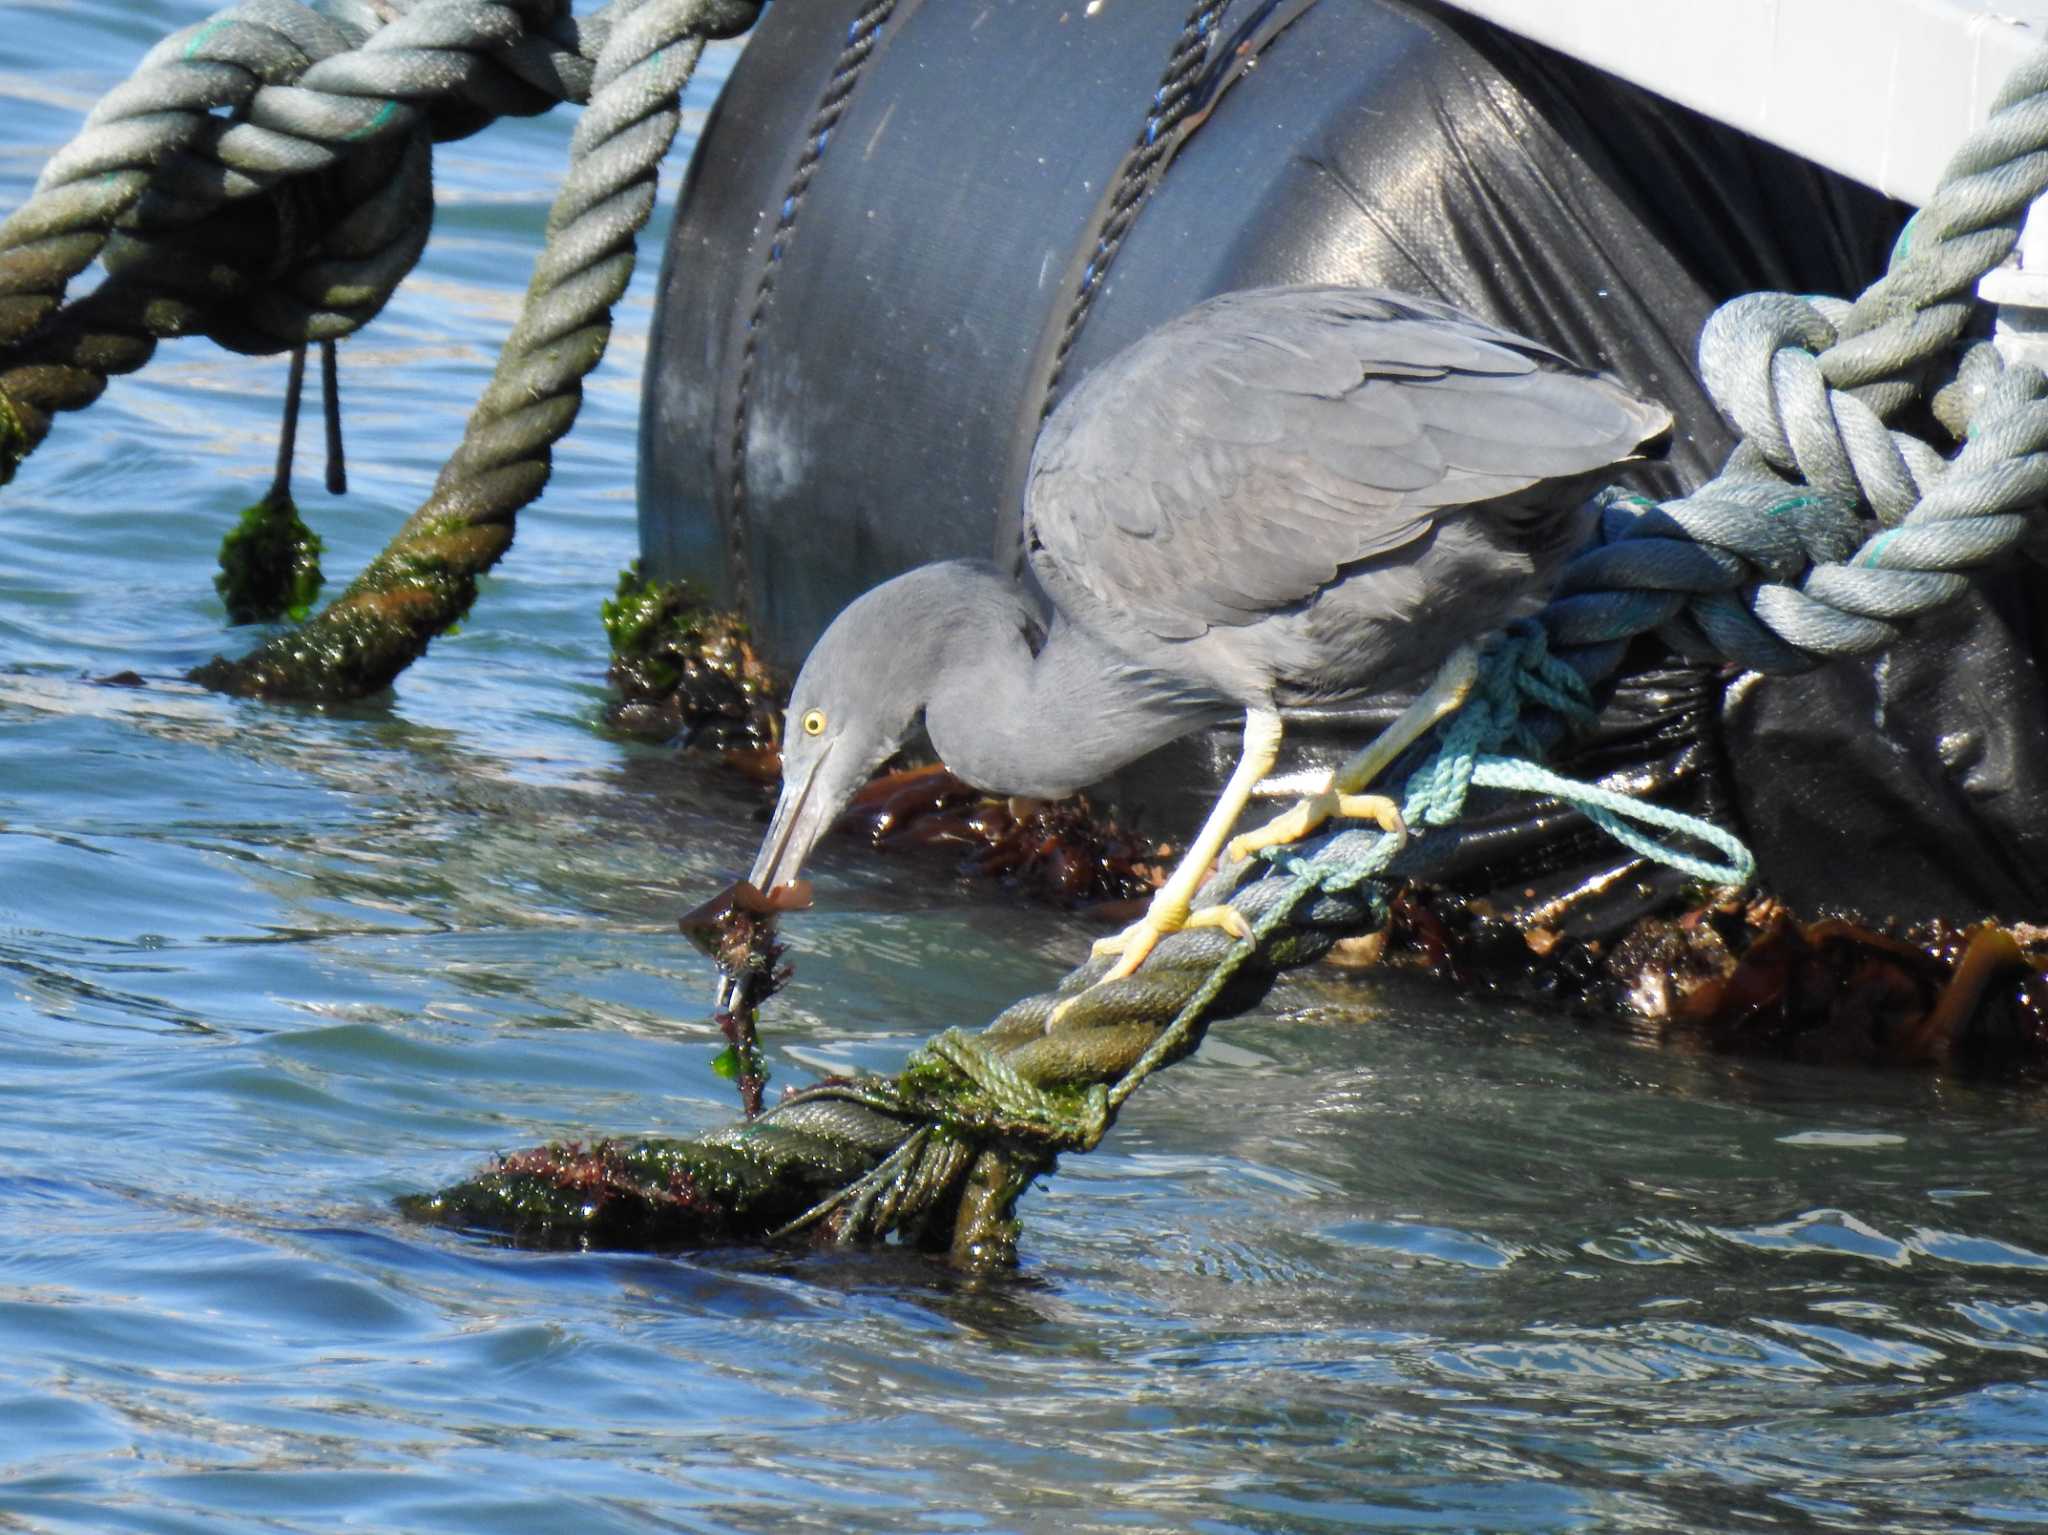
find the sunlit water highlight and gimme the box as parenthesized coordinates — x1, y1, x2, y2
(3, 6, 2047, 1530)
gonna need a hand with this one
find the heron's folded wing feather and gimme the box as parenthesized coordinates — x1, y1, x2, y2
(1025, 288, 1670, 641)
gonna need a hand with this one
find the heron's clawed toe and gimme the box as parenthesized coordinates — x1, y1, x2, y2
(1085, 898, 1188, 968)
(1048, 900, 1256, 1026)
(1182, 902, 1253, 942)
(1226, 789, 1408, 866)
(1050, 905, 1187, 1026)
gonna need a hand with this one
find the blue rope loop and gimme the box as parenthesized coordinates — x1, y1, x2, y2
(1399, 621, 1598, 828)
(1253, 617, 1756, 913)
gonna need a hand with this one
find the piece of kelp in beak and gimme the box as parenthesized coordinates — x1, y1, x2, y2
(681, 878, 812, 1116)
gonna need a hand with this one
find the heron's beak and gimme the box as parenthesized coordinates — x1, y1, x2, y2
(714, 744, 838, 1012)
(748, 742, 834, 896)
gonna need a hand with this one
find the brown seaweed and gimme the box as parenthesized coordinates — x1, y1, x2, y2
(678, 878, 811, 1116)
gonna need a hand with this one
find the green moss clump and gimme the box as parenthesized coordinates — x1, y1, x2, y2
(603, 561, 783, 748)
(215, 488, 324, 625)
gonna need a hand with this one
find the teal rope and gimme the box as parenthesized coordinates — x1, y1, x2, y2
(1265, 622, 1757, 890)
(1460, 757, 1753, 885)
(1399, 622, 1600, 821)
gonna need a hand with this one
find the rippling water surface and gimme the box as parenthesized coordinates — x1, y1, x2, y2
(5, 7, 2048, 1531)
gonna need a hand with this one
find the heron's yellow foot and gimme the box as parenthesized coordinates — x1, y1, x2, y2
(1225, 788, 1407, 867)
(1046, 902, 1253, 1026)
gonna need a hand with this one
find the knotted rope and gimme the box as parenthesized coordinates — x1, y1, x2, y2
(1533, 48, 2048, 681)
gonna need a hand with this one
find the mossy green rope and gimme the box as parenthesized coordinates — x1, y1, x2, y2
(0, 386, 25, 485)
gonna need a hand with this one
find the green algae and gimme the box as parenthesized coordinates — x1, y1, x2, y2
(215, 488, 324, 624)
(603, 561, 782, 748)
(0, 386, 27, 487)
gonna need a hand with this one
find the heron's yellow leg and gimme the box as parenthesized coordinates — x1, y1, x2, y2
(1224, 643, 1481, 865)
(1046, 709, 1281, 1024)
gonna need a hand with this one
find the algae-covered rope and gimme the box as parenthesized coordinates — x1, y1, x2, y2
(413, 625, 1739, 1266)
(193, 0, 760, 696)
(409, 842, 1384, 1266)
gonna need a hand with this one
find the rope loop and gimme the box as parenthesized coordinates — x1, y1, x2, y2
(903, 1028, 1111, 1152)
(1398, 621, 1595, 828)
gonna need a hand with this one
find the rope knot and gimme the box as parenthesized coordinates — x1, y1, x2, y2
(1398, 622, 1594, 830)
(97, 127, 433, 355)
(902, 1029, 1110, 1152)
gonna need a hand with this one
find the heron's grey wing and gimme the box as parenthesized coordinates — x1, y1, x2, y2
(1025, 287, 1673, 640)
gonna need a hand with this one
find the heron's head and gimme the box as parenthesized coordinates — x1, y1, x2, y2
(747, 569, 961, 897)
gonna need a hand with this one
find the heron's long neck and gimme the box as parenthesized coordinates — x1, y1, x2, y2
(926, 609, 1229, 799)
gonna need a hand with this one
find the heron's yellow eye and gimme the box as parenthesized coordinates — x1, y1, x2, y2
(800, 708, 827, 737)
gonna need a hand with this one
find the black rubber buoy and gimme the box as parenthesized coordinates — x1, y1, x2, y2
(638, 2, 2048, 924)
(639, 0, 1902, 666)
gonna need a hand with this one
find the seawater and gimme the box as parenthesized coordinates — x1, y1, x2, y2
(4, 6, 2048, 1531)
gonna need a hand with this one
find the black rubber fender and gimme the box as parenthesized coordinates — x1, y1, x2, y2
(638, 0, 1904, 663)
(636, 1, 2048, 924)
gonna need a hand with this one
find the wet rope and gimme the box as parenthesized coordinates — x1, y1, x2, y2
(417, 622, 1746, 1266)
(0, 0, 761, 697)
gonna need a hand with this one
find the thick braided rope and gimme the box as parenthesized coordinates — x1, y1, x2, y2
(0, 0, 595, 343)
(192, 0, 763, 697)
(0, 0, 634, 482)
(1543, 48, 2048, 676)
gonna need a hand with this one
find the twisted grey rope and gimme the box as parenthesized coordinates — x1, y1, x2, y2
(1542, 49, 2048, 679)
(0, 0, 750, 480)
(195, 0, 760, 697)
(4, 1, 561, 341)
